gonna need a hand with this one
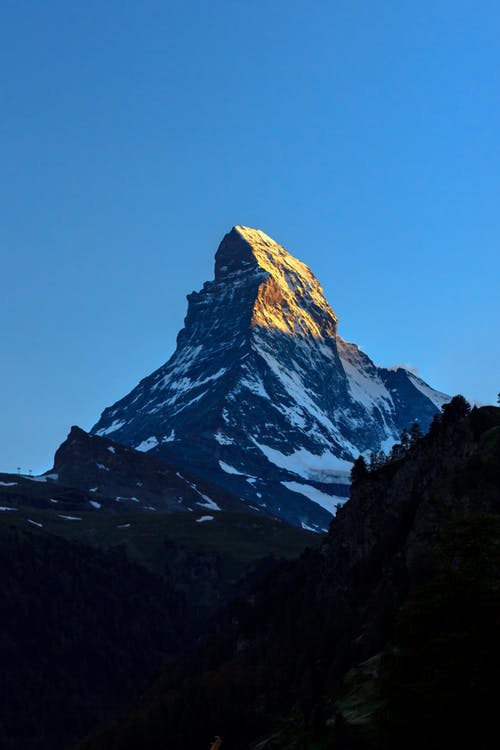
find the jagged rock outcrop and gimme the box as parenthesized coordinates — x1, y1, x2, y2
(52, 425, 245, 513)
(91, 226, 449, 529)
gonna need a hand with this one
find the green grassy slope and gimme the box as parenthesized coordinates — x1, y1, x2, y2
(0, 506, 319, 582)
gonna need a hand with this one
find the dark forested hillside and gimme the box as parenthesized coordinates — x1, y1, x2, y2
(0, 527, 187, 750)
(74, 402, 500, 750)
(0, 512, 313, 750)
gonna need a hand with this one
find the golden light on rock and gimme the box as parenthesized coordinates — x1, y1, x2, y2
(233, 226, 338, 339)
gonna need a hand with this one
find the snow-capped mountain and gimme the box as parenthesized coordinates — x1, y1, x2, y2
(91, 226, 448, 530)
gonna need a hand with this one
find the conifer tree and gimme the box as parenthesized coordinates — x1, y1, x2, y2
(442, 395, 471, 425)
(350, 455, 368, 482)
(409, 422, 423, 445)
(389, 443, 405, 461)
(429, 411, 442, 438)
(400, 428, 411, 451)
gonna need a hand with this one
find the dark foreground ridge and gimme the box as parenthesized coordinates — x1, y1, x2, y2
(75, 400, 500, 750)
(0, 475, 315, 750)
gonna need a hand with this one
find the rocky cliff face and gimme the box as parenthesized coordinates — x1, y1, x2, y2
(91, 226, 448, 529)
(52, 425, 245, 514)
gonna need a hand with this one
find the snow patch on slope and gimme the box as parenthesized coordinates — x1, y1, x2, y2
(135, 436, 159, 452)
(176, 472, 221, 511)
(95, 419, 126, 437)
(253, 439, 352, 483)
(407, 372, 450, 410)
(282, 481, 346, 515)
(215, 432, 234, 446)
(153, 367, 227, 403)
(219, 460, 245, 475)
(338, 342, 394, 412)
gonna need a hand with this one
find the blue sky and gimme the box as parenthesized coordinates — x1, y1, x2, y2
(1, 0, 499, 473)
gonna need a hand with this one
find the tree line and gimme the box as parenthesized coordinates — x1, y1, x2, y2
(351, 395, 473, 481)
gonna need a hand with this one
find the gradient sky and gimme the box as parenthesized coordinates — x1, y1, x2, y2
(1, 0, 499, 474)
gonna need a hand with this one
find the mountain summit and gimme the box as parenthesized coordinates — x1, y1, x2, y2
(91, 226, 448, 529)
(215, 226, 338, 339)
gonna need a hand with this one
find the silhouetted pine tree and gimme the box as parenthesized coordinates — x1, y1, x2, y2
(442, 395, 471, 426)
(409, 422, 423, 445)
(350, 455, 368, 482)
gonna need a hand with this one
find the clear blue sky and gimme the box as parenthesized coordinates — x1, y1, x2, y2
(1, 0, 499, 474)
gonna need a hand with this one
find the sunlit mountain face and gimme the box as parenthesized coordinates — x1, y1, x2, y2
(91, 226, 448, 530)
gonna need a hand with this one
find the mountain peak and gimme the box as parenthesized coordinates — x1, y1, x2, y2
(91, 226, 449, 529)
(216, 225, 305, 275)
(234, 225, 276, 245)
(214, 225, 338, 338)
